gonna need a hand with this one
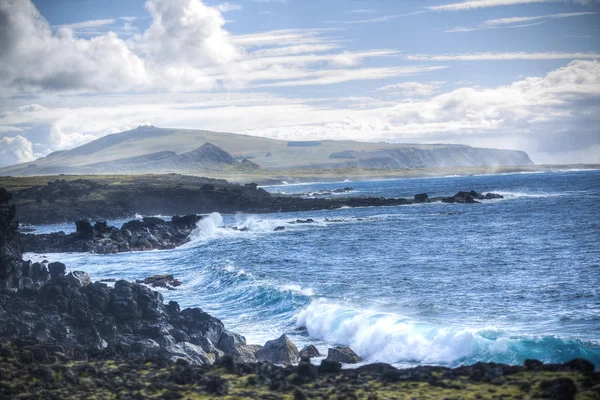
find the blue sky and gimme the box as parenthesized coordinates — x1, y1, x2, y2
(0, 0, 599, 167)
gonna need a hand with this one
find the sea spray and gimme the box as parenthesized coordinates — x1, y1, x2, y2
(295, 300, 600, 367)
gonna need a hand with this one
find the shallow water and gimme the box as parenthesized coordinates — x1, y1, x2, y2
(26, 169, 600, 368)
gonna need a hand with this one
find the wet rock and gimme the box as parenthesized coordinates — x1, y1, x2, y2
(299, 345, 321, 359)
(274, 226, 285, 231)
(256, 334, 299, 365)
(325, 346, 361, 364)
(21, 214, 204, 254)
(136, 274, 182, 289)
(414, 193, 429, 203)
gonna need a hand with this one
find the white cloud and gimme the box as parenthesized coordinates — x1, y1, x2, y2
(428, 0, 553, 12)
(348, 9, 377, 14)
(446, 11, 596, 32)
(484, 12, 595, 26)
(0, 135, 39, 167)
(406, 52, 600, 61)
(2, 61, 598, 164)
(55, 18, 116, 30)
(0, 0, 412, 93)
(325, 11, 424, 24)
(429, 0, 600, 11)
(377, 81, 446, 96)
(215, 2, 242, 12)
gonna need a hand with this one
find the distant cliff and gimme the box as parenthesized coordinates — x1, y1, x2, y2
(328, 146, 533, 169)
(0, 126, 533, 176)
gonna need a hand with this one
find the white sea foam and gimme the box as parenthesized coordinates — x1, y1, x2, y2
(295, 300, 498, 364)
(280, 284, 315, 296)
(492, 191, 566, 199)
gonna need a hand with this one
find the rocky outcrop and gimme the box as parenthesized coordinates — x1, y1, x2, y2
(9, 177, 505, 225)
(0, 274, 249, 365)
(0, 189, 265, 366)
(325, 346, 361, 364)
(21, 214, 202, 254)
(440, 190, 504, 204)
(255, 334, 299, 365)
(0, 188, 50, 290)
(136, 274, 182, 290)
(299, 344, 321, 359)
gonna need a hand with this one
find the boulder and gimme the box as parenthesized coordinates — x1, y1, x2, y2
(217, 330, 246, 355)
(75, 220, 94, 239)
(299, 345, 321, 359)
(48, 262, 66, 279)
(66, 271, 92, 288)
(274, 226, 285, 231)
(136, 274, 182, 289)
(325, 346, 361, 364)
(131, 339, 161, 357)
(414, 193, 429, 203)
(256, 334, 299, 365)
(162, 342, 212, 365)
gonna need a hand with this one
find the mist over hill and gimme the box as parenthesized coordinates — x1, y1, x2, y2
(0, 127, 533, 176)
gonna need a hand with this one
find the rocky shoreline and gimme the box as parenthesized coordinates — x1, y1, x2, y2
(6, 176, 502, 225)
(2, 187, 597, 399)
(19, 188, 503, 254)
(21, 214, 202, 254)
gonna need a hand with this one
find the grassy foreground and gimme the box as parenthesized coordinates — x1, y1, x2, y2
(1, 342, 598, 400)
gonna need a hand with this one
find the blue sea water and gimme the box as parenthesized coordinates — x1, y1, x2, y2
(26, 169, 600, 369)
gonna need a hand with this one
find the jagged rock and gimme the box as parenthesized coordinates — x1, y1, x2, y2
(218, 331, 246, 354)
(299, 345, 321, 359)
(414, 193, 429, 203)
(66, 271, 92, 288)
(256, 334, 299, 365)
(131, 339, 161, 357)
(162, 342, 212, 365)
(325, 346, 361, 364)
(48, 262, 66, 279)
(136, 274, 182, 289)
(21, 214, 203, 254)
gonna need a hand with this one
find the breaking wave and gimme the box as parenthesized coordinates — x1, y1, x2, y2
(295, 300, 600, 367)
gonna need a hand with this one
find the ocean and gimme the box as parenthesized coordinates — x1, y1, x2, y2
(26, 169, 600, 369)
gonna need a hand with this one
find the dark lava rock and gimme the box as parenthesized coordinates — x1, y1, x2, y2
(414, 193, 429, 203)
(256, 334, 299, 365)
(136, 274, 182, 289)
(21, 214, 203, 254)
(299, 344, 321, 359)
(318, 359, 342, 374)
(66, 271, 92, 288)
(48, 262, 66, 278)
(325, 346, 361, 364)
(537, 377, 577, 399)
(439, 190, 503, 204)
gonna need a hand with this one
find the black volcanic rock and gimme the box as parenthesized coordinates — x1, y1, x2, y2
(325, 346, 361, 364)
(21, 214, 203, 254)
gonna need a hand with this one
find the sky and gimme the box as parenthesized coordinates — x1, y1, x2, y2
(0, 0, 599, 168)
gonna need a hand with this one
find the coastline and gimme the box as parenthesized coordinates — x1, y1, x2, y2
(2, 182, 600, 399)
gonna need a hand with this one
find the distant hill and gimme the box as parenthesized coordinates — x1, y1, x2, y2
(0, 126, 533, 176)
